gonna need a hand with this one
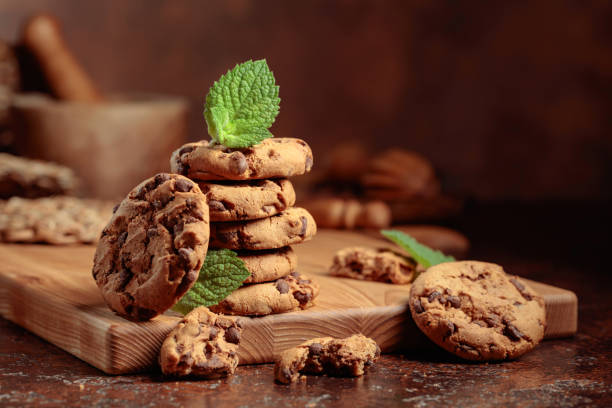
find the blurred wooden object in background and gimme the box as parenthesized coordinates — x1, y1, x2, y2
(12, 93, 187, 199)
(21, 14, 101, 102)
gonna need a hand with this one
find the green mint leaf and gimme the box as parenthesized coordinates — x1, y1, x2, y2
(204, 59, 280, 148)
(172, 249, 250, 315)
(381, 229, 455, 269)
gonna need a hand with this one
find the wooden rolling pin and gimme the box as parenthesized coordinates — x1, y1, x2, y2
(21, 14, 102, 102)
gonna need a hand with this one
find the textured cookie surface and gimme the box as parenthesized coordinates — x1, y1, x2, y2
(171, 138, 313, 180)
(210, 207, 316, 250)
(0, 153, 80, 199)
(199, 178, 295, 222)
(92, 173, 210, 321)
(210, 272, 319, 316)
(409, 261, 546, 361)
(330, 246, 418, 284)
(159, 307, 242, 378)
(274, 334, 380, 384)
(240, 246, 297, 284)
(0, 196, 112, 244)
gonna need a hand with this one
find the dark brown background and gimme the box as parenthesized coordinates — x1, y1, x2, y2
(1, 0, 611, 201)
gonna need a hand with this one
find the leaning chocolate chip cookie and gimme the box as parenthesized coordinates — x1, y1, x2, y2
(274, 334, 380, 384)
(92, 173, 209, 321)
(330, 246, 418, 284)
(159, 306, 242, 378)
(409, 261, 546, 361)
(199, 179, 296, 221)
(170, 138, 313, 180)
(240, 246, 297, 284)
(210, 272, 319, 316)
(210, 207, 316, 250)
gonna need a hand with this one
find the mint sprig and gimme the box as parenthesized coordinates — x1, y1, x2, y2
(173, 249, 250, 315)
(204, 59, 280, 148)
(381, 229, 455, 269)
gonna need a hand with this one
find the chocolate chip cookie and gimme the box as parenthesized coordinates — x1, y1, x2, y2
(159, 306, 242, 378)
(0, 196, 111, 244)
(409, 261, 546, 361)
(199, 178, 296, 221)
(210, 272, 319, 316)
(330, 246, 418, 284)
(240, 246, 297, 284)
(170, 138, 313, 180)
(274, 334, 380, 384)
(92, 173, 210, 321)
(210, 207, 316, 250)
(0, 153, 80, 199)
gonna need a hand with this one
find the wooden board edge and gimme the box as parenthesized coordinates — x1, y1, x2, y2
(0, 274, 115, 374)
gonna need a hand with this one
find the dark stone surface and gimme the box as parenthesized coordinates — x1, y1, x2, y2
(1, 202, 611, 407)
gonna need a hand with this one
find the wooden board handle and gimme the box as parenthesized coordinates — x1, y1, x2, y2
(21, 14, 103, 102)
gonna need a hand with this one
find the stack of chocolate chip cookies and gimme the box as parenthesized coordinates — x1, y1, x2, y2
(170, 137, 319, 316)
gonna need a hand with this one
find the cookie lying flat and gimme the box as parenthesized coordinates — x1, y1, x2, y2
(330, 246, 418, 284)
(0, 153, 80, 199)
(409, 261, 546, 361)
(159, 307, 242, 378)
(0, 196, 111, 244)
(240, 246, 297, 284)
(210, 207, 316, 250)
(274, 334, 380, 384)
(171, 138, 313, 181)
(92, 173, 210, 321)
(210, 272, 319, 316)
(199, 179, 296, 222)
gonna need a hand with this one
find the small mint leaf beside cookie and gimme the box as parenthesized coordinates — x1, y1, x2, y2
(204, 59, 280, 149)
(381, 229, 455, 269)
(173, 249, 250, 315)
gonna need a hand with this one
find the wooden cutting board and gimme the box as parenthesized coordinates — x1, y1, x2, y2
(0, 228, 577, 374)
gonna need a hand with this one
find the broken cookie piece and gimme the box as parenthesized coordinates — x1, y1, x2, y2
(274, 334, 380, 384)
(159, 306, 242, 378)
(330, 246, 419, 284)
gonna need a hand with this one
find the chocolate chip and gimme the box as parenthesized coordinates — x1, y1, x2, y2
(503, 323, 523, 341)
(173, 222, 184, 235)
(179, 145, 196, 156)
(293, 291, 311, 304)
(299, 216, 308, 236)
(146, 228, 157, 239)
(484, 314, 501, 327)
(413, 298, 424, 313)
(444, 321, 455, 338)
(448, 296, 461, 308)
(275, 279, 290, 294)
(224, 326, 241, 344)
(154, 173, 171, 186)
(175, 178, 193, 192)
(208, 326, 218, 340)
(216, 230, 237, 244)
(510, 277, 533, 301)
(117, 231, 128, 246)
(208, 200, 226, 211)
(428, 291, 441, 303)
(305, 155, 313, 171)
(509, 277, 525, 292)
(178, 247, 193, 265)
(229, 152, 247, 175)
(308, 343, 323, 355)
